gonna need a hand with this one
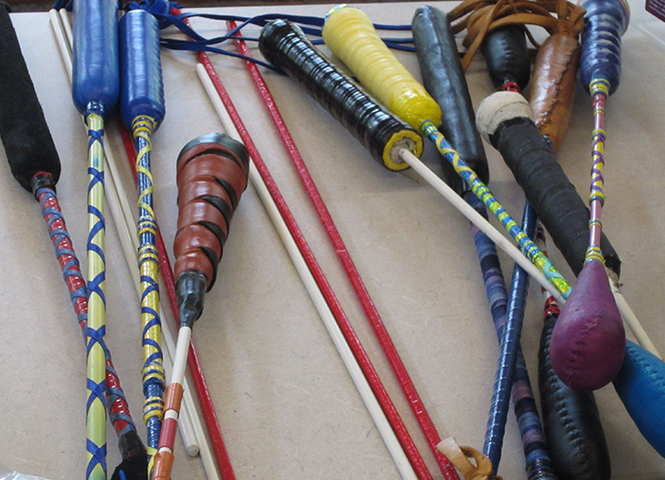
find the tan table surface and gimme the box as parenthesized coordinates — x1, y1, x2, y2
(1, 2, 665, 479)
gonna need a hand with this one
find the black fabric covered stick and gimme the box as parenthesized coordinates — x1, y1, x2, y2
(0, 6, 61, 191)
(489, 117, 620, 277)
(412, 5, 488, 194)
(539, 311, 611, 480)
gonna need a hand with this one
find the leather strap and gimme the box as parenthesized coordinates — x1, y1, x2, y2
(447, 0, 585, 71)
(437, 437, 503, 480)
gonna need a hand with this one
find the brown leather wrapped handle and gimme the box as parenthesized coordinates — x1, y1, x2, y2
(174, 132, 249, 291)
(530, 33, 580, 153)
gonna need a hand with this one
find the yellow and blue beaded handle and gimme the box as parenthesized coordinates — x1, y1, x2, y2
(322, 5, 571, 300)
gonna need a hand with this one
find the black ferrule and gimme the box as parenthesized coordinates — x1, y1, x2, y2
(110, 431, 148, 480)
(30, 172, 57, 199)
(117, 429, 147, 460)
(176, 270, 208, 328)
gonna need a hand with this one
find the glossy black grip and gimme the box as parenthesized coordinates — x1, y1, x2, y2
(490, 117, 620, 276)
(0, 6, 60, 192)
(483, 25, 531, 91)
(539, 314, 611, 480)
(259, 19, 422, 171)
(412, 5, 488, 194)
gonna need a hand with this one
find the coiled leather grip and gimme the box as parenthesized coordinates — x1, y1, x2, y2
(174, 133, 250, 291)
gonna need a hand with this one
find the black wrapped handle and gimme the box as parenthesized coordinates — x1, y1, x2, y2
(259, 19, 422, 171)
(489, 116, 620, 277)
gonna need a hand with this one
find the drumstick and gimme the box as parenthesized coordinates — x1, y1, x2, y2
(534, 227, 611, 480)
(1, 6, 147, 480)
(152, 133, 250, 480)
(254, 19, 456, 480)
(576, 0, 665, 460)
(195, 61, 422, 480)
(321, 5, 572, 300)
(49, 9, 208, 471)
(412, 8, 550, 475)
(71, 0, 119, 476)
(118, 10, 167, 470)
(548, 0, 630, 392)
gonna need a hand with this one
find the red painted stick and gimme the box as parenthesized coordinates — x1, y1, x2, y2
(196, 47, 434, 480)
(228, 21, 458, 480)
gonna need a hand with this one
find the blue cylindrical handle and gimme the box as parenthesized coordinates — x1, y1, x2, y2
(613, 341, 665, 458)
(72, 0, 119, 117)
(580, 0, 630, 95)
(119, 9, 165, 130)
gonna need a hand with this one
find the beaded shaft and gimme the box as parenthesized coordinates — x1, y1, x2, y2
(85, 111, 108, 480)
(37, 184, 137, 445)
(421, 120, 571, 299)
(586, 78, 609, 264)
(133, 115, 165, 468)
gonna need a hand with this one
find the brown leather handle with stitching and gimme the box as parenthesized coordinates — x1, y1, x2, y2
(174, 132, 250, 290)
(530, 33, 580, 153)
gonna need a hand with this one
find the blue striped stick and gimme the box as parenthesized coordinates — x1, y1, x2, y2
(466, 193, 556, 479)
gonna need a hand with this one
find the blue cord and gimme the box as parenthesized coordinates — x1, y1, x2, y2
(158, 38, 282, 72)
